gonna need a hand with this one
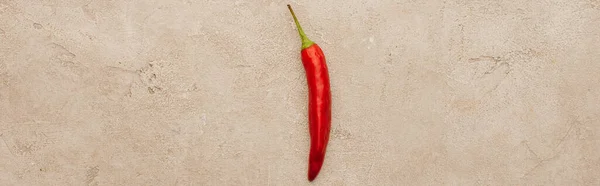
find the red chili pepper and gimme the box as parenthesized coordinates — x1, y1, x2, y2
(287, 4, 332, 182)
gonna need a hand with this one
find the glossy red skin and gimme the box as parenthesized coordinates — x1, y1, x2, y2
(301, 44, 331, 181)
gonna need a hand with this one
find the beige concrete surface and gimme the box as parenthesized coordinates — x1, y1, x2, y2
(1, 0, 600, 185)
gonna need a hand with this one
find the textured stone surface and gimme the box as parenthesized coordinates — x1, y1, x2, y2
(1, 0, 599, 185)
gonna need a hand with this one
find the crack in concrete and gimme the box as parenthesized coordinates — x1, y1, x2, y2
(1, 134, 16, 157)
(521, 118, 580, 179)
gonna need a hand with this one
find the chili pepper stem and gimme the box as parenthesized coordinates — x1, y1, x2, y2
(287, 4, 315, 49)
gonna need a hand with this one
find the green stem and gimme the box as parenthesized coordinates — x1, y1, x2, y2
(287, 4, 314, 49)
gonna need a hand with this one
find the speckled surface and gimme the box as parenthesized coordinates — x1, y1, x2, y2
(1, 0, 599, 185)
